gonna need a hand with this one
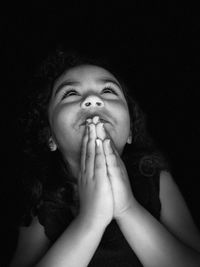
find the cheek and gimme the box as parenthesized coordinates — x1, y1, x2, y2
(50, 107, 83, 151)
(105, 106, 131, 151)
(118, 114, 131, 142)
(115, 104, 130, 134)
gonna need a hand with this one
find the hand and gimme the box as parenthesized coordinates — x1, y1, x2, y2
(78, 123, 114, 228)
(102, 136, 135, 220)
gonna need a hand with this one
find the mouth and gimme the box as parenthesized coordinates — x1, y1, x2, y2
(80, 115, 109, 126)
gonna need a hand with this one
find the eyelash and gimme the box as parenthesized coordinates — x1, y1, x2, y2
(102, 87, 118, 95)
(61, 86, 118, 100)
(61, 89, 78, 99)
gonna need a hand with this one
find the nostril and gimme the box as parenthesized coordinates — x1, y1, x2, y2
(81, 95, 104, 108)
(85, 102, 91, 107)
(96, 102, 101, 106)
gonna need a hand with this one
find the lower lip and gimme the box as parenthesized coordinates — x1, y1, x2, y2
(99, 119, 108, 124)
(80, 120, 109, 126)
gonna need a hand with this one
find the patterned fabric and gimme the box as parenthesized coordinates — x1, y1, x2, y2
(37, 167, 161, 267)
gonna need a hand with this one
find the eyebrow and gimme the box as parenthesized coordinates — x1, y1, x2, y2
(54, 78, 122, 97)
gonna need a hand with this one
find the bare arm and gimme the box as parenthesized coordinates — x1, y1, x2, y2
(9, 215, 106, 267)
(38, 125, 113, 267)
(9, 217, 50, 267)
(116, 171, 200, 267)
(101, 122, 200, 266)
(10, 123, 113, 267)
(159, 171, 200, 252)
(36, 215, 106, 267)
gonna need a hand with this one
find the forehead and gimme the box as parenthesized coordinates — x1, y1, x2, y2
(54, 64, 120, 86)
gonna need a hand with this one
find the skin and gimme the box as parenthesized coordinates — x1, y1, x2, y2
(9, 65, 200, 267)
(48, 64, 132, 178)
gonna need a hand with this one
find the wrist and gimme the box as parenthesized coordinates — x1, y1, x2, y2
(115, 198, 140, 223)
(75, 213, 109, 233)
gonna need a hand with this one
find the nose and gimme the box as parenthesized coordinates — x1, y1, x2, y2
(81, 95, 104, 109)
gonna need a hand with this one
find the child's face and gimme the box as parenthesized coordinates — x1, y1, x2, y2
(48, 64, 131, 164)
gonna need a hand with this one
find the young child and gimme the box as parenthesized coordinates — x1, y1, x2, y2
(10, 50, 200, 267)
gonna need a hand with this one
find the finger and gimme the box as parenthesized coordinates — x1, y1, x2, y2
(109, 140, 125, 169)
(80, 125, 89, 173)
(103, 139, 118, 167)
(103, 137, 120, 157)
(95, 138, 107, 179)
(96, 122, 107, 140)
(103, 139, 127, 179)
(85, 123, 96, 178)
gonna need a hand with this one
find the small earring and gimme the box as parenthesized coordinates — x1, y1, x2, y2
(49, 138, 57, 151)
(127, 135, 132, 144)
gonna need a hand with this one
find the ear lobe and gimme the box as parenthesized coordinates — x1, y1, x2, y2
(49, 137, 57, 151)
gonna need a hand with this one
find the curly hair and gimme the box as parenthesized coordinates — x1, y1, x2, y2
(17, 49, 171, 225)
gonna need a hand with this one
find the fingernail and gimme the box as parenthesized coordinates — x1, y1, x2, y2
(86, 118, 92, 124)
(93, 116, 100, 124)
(99, 122, 104, 128)
(96, 138, 100, 146)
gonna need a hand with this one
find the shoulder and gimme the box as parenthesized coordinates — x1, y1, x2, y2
(9, 216, 50, 267)
(159, 170, 200, 252)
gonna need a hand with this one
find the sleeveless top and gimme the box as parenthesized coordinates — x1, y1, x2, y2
(36, 167, 162, 267)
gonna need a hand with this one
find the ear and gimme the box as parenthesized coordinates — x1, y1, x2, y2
(127, 131, 132, 144)
(48, 137, 57, 151)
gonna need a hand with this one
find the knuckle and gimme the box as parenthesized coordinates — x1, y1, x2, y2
(108, 154, 117, 165)
(86, 152, 92, 160)
(84, 170, 90, 179)
(80, 150, 85, 158)
(95, 160, 102, 168)
(95, 149, 101, 156)
(82, 135, 88, 144)
(95, 165, 105, 176)
(86, 145, 94, 156)
(95, 157, 105, 168)
(81, 145, 86, 154)
(87, 138, 94, 147)
(95, 152, 104, 160)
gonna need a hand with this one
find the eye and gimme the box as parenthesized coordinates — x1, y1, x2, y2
(61, 89, 79, 99)
(102, 87, 118, 95)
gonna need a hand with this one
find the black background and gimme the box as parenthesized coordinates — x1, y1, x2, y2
(1, 3, 200, 265)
